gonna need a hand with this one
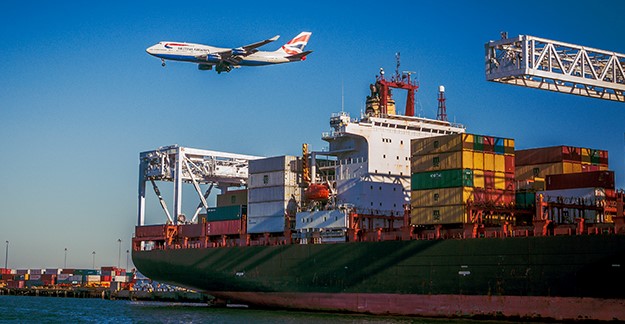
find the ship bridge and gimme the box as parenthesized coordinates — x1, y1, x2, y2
(138, 145, 262, 226)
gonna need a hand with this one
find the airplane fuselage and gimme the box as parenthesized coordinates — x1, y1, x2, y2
(146, 42, 293, 67)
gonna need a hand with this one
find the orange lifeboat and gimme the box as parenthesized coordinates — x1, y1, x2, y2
(305, 183, 330, 201)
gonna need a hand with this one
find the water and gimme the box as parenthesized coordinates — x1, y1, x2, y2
(0, 295, 516, 323)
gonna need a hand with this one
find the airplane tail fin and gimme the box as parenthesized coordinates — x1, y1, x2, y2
(275, 32, 312, 58)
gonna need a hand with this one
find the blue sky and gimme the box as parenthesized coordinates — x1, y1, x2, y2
(1, 1, 624, 269)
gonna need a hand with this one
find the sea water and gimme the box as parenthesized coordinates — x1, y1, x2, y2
(0, 295, 526, 323)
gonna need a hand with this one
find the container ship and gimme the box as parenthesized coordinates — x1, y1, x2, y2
(132, 58, 625, 321)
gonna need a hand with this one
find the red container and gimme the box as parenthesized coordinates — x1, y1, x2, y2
(562, 146, 582, 162)
(483, 136, 495, 152)
(504, 155, 515, 173)
(61, 269, 74, 274)
(179, 223, 205, 238)
(101, 275, 112, 282)
(0, 268, 10, 275)
(599, 150, 609, 165)
(205, 219, 243, 236)
(484, 171, 495, 189)
(472, 189, 514, 205)
(2, 274, 13, 280)
(515, 146, 564, 166)
(40, 274, 56, 281)
(8, 280, 25, 288)
(135, 225, 168, 238)
(545, 170, 615, 190)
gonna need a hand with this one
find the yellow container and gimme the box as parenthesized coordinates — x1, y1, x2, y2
(411, 204, 467, 225)
(494, 171, 506, 190)
(473, 169, 485, 188)
(473, 151, 484, 170)
(462, 150, 473, 169)
(484, 152, 495, 171)
(411, 187, 473, 207)
(494, 154, 505, 173)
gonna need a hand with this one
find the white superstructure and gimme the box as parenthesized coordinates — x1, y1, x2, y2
(321, 112, 465, 217)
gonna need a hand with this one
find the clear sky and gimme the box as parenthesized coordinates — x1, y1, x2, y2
(1, 1, 624, 269)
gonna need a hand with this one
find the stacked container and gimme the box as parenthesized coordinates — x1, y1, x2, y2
(515, 146, 609, 182)
(247, 156, 301, 234)
(410, 133, 515, 225)
(198, 205, 247, 236)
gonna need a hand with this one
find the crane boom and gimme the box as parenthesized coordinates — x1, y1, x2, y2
(485, 34, 625, 102)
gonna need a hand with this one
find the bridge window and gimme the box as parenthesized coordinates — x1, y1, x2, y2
(263, 175, 269, 184)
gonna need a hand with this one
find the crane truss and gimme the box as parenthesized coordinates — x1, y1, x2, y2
(485, 35, 625, 102)
(137, 145, 262, 225)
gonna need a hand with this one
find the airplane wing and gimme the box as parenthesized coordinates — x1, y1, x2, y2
(236, 35, 280, 55)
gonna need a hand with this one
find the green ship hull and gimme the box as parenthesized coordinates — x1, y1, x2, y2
(133, 235, 625, 320)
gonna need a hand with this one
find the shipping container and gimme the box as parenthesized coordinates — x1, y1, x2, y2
(0, 268, 10, 275)
(30, 269, 43, 275)
(8, 280, 25, 288)
(45, 268, 61, 275)
(114, 275, 128, 282)
(249, 185, 301, 203)
(411, 169, 474, 190)
(85, 275, 101, 282)
(249, 155, 298, 174)
(217, 189, 248, 207)
(484, 152, 495, 170)
(25, 280, 44, 287)
(411, 204, 466, 225)
(247, 215, 286, 234)
(249, 170, 299, 188)
(516, 191, 536, 209)
(205, 219, 244, 236)
(410, 133, 474, 155)
(178, 223, 205, 238)
(101, 275, 112, 282)
(546, 170, 615, 190)
(410, 151, 473, 173)
(516, 146, 608, 167)
(60, 269, 74, 275)
(411, 187, 474, 207)
(202, 205, 246, 222)
(16, 269, 30, 275)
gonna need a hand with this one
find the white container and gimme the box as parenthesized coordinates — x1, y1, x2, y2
(247, 215, 286, 234)
(248, 185, 300, 203)
(114, 275, 127, 282)
(249, 155, 297, 174)
(86, 275, 101, 282)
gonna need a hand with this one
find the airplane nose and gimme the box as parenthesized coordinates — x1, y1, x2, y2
(146, 46, 154, 55)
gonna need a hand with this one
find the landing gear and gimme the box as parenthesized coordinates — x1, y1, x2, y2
(161, 59, 166, 67)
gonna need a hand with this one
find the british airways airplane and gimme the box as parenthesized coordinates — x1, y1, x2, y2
(146, 32, 312, 73)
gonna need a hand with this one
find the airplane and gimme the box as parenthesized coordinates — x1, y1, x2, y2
(146, 32, 312, 73)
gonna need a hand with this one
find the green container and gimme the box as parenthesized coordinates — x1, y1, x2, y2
(204, 205, 246, 221)
(411, 169, 474, 190)
(515, 191, 536, 209)
(473, 135, 484, 151)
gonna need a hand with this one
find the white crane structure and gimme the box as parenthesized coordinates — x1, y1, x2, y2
(485, 34, 625, 102)
(137, 145, 262, 226)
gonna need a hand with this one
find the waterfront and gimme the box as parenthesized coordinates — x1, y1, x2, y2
(0, 295, 525, 323)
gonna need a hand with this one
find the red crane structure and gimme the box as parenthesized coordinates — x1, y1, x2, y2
(376, 53, 419, 116)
